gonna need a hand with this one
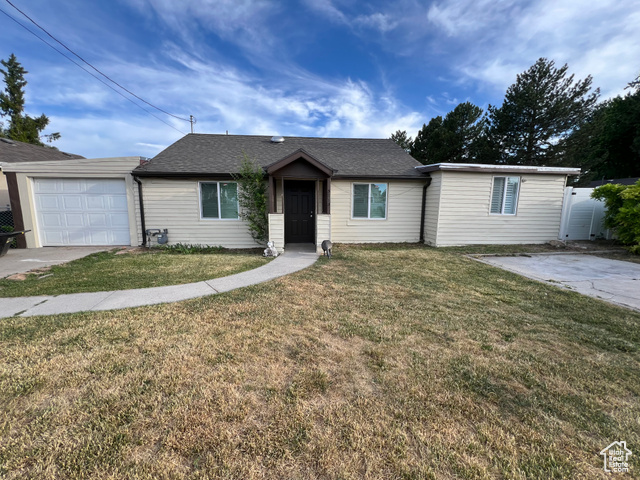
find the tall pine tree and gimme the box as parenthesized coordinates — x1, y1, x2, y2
(487, 58, 598, 165)
(389, 130, 413, 153)
(410, 102, 484, 164)
(0, 54, 59, 145)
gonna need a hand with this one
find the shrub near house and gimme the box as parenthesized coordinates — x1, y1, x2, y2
(592, 180, 640, 253)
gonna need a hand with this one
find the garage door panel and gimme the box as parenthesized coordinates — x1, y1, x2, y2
(86, 196, 106, 210)
(37, 195, 60, 209)
(68, 231, 88, 245)
(62, 196, 83, 210)
(109, 196, 128, 210)
(105, 180, 126, 194)
(41, 213, 63, 227)
(89, 231, 109, 244)
(65, 213, 85, 227)
(61, 179, 83, 192)
(111, 230, 131, 244)
(34, 178, 131, 246)
(43, 231, 65, 245)
(110, 214, 129, 227)
(35, 179, 61, 193)
(88, 213, 107, 227)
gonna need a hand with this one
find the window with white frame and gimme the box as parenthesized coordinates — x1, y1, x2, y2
(352, 183, 387, 219)
(490, 176, 520, 215)
(200, 181, 239, 219)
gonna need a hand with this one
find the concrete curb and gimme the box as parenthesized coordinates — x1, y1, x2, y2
(0, 250, 318, 319)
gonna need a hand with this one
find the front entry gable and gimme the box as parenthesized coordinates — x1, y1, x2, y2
(266, 149, 334, 179)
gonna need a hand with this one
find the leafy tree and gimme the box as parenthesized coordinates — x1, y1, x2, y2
(0, 54, 59, 145)
(390, 130, 413, 153)
(592, 181, 640, 253)
(232, 154, 268, 243)
(487, 58, 598, 165)
(410, 102, 485, 164)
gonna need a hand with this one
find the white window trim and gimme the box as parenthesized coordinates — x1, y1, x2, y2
(198, 181, 240, 220)
(489, 176, 520, 216)
(351, 182, 388, 220)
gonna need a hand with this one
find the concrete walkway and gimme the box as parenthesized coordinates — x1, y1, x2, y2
(0, 247, 318, 318)
(475, 253, 640, 312)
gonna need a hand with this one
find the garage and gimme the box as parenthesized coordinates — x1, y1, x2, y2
(1, 149, 142, 248)
(34, 178, 131, 246)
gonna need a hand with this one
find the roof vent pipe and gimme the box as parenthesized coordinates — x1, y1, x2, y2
(271, 136, 285, 143)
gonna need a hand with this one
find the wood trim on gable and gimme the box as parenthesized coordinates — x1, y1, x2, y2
(266, 149, 334, 177)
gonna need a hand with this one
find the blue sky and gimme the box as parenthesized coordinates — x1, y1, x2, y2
(1, 0, 639, 159)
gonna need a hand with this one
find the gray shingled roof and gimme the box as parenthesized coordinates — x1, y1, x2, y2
(134, 134, 424, 178)
(0, 138, 84, 163)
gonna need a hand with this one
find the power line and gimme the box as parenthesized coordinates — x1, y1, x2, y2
(5, 0, 190, 123)
(1, 2, 190, 134)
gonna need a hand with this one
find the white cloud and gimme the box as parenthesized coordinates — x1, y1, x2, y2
(428, 0, 640, 100)
(301, 0, 348, 24)
(35, 44, 423, 157)
(354, 13, 398, 32)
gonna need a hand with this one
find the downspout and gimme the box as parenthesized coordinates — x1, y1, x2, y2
(133, 176, 147, 247)
(419, 177, 432, 244)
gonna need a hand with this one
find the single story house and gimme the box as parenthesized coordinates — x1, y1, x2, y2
(132, 134, 580, 252)
(2, 133, 581, 251)
(0, 138, 143, 248)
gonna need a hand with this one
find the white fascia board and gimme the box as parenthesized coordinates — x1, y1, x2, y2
(415, 163, 581, 175)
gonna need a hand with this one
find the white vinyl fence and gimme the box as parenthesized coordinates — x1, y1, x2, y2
(559, 187, 611, 241)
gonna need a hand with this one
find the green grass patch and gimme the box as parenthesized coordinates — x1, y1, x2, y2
(0, 248, 271, 297)
(0, 244, 638, 478)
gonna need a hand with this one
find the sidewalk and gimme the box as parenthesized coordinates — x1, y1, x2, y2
(0, 247, 318, 318)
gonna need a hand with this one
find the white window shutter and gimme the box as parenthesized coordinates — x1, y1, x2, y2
(491, 177, 505, 214)
(504, 177, 520, 214)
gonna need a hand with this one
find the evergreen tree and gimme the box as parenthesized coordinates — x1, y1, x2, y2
(440, 101, 485, 162)
(565, 86, 640, 184)
(410, 116, 443, 164)
(409, 102, 485, 164)
(389, 130, 413, 153)
(487, 58, 598, 165)
(0, 54, 59, 145)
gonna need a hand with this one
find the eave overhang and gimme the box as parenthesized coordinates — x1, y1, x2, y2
(415, 163, 581, 176)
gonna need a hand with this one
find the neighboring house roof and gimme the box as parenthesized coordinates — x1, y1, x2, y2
(588, 177, 639, 187)
(416, 163, 581, 175)
(0, 138, 84, 164)
(134, 134, 424, 178)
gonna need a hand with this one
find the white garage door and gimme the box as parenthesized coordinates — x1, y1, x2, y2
(34, 178, 131, 246)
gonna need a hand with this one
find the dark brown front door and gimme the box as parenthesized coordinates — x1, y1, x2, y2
(285, 180, 315, 243)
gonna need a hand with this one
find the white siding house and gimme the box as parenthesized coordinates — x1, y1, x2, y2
(141, 178, 257, 248)
(330, 179, 424, 244)
(2, 135, 581, 251)
(416, 164, 580, 246)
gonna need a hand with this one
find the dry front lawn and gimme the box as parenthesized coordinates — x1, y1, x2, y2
(0, 249, 271, 297)
(1, 244, 638, 479)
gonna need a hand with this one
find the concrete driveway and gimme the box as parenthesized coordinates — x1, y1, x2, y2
(476, 254, 640, 312)
(0, 246, 112, 278)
